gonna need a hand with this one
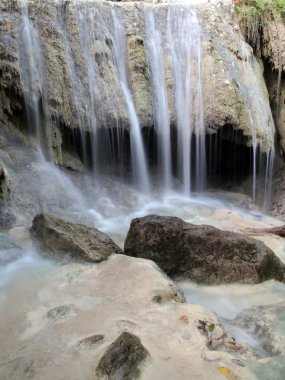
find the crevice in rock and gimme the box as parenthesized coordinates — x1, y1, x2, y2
(60, 124, 131, 175)
(206, 125, 256, 190)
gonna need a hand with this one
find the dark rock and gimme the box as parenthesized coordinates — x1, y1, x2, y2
(124, 215, 285, 284)
(96, 332, 149, 380)
(0, 167, 11, 201)
(32, 213, 122, 262)
(0, 212, 16, 228)
(247, 225, 285, 238)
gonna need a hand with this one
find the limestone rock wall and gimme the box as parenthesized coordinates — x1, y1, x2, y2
(0, 0, 275, 164)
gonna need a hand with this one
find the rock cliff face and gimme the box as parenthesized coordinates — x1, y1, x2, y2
(235, 2, 285, 216)
(0, 0, 275, 167)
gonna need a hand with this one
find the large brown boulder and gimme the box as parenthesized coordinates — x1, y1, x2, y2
(32, 213, 122, 262)
(124, 215, 285, 284)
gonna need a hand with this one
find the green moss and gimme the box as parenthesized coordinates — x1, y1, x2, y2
(235, 0, 285, 52)
(275, 0, 285, 13)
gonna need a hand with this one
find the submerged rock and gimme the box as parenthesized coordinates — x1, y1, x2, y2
(32, 213, 122, 262)
(124, 215, 285, 284)
(46, 304, 77, 321)
(76, 334, 105, 350)
(95, 332, 150, 380)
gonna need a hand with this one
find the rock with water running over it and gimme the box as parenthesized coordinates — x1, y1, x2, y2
(227, 302, 285, 357)
(124, 215, 285, 284)
(95, 332, 150, 380)
(32, 213, 122, 262)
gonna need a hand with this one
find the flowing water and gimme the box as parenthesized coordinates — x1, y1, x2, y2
(111, 11, 151, 192)
(18, 0, 51, 158)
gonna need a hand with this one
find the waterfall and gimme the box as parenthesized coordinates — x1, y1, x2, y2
(263, 150, 275, 211)
(15, 0, 275, 207)
(240, 40, 275, 207)
(111, 11, 150, 193)
(166, 7, 206, 194)
(18, 0, 50, 158)
(17, 1, 207, 195)
(145, 8, 172, 191)
(76, 7, 98, 170)
(144, 5, 206, 194)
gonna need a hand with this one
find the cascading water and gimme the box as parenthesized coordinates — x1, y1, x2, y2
(144, 6, 206, 194)
(239, 40, 275, 208)
(166, 7, 206, 194)
(18, 0, 51, 158)
(17, 1, 208, 195)
(145, 8, 172, 190)
(16, 0, 276, 205)
(56, 5, 94, 168)
(111, 11, 150, 192)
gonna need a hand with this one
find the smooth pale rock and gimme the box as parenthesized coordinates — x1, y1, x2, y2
(96, 332, 150, 380)
(32, 213, 122, 262)
(124, 215, 285, 284)
(0, 254, 257, 380)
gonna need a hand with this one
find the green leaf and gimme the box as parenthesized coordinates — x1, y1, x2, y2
(208, 323, 215, 333)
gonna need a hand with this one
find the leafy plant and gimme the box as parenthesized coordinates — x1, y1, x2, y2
(275, 0, 285, 13)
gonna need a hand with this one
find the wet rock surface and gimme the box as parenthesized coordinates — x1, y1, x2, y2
(0, 244, 261, 380)
(226, 302, 285, 357)
(124, 214, 285, 284)
(151, 283, 186, 304)
(32, 213, 122, 262)
(96, 332, 150, 380)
